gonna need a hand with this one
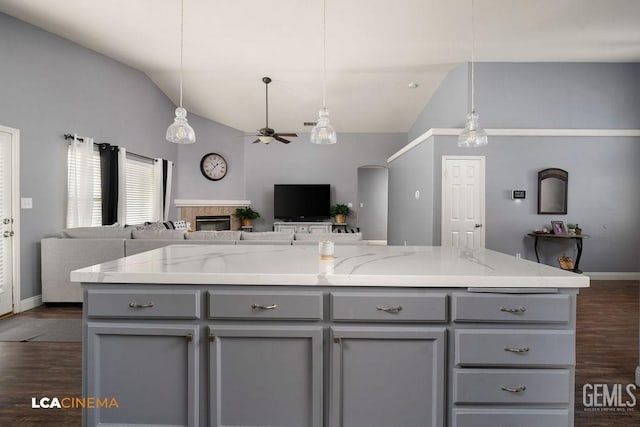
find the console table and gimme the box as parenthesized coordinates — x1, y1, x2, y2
(527, 233, 590, 274)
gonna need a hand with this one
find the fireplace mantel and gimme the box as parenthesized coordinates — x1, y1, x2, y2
(174, 199, 251, 207)
(175, 200, 252, 231)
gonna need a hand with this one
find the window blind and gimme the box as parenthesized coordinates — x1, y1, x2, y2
(125, 155, 154, 224)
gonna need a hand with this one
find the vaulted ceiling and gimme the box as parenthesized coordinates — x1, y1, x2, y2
(1, 0, 639, 133)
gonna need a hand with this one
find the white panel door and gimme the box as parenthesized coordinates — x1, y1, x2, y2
(0, 128, 15, 316)
(441, 156, 485, 249)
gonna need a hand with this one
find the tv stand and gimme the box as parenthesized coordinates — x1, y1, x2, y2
(274, 221, 332, 234)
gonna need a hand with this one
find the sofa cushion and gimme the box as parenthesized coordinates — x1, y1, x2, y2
(294, 232, 362, 241)
(185, 231, 241, 241)
(240, 231, 294, 241)
(63, 226, 132, 239)
(132, 229, 186, 240)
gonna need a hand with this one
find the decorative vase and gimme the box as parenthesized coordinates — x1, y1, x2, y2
(334, 214, 346, 224)
(241, 218, 252, 227)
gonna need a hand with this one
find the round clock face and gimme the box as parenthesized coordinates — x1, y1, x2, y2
(200, 153, 228, 181)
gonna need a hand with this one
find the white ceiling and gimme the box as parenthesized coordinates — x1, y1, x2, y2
(1, 0, 639, 133)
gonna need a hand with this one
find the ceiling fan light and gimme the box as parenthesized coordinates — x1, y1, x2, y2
(310, 107, 337, 145)
(258, 136, 274, 144)
(458, 111, 487, 148)
(166, 107, 196, 144)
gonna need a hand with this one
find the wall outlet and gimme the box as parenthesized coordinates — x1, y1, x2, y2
(347, 202, 353, 208)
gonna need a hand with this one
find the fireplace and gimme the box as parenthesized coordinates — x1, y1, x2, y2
(195, 215, 231, 231)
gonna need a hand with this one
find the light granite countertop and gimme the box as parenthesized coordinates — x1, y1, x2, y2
(70, 244, 589, 288)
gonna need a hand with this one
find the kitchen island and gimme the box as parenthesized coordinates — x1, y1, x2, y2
(72, 244, 589, 427)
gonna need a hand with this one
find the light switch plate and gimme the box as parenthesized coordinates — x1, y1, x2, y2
(21, 197, 32, 209)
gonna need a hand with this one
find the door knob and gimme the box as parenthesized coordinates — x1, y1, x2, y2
(474, 224, 483, 228)
(3, 231, 14, 238)
(3, 218, 10, 225)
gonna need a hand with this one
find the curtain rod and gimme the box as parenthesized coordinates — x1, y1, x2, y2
(63, 134, 156, 162)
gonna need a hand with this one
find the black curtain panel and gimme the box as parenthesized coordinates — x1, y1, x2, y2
(99, 144, 119, 225)
(162, 159, 168, 216)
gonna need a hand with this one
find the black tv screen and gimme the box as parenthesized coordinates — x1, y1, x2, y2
(274, 184, 330, 220)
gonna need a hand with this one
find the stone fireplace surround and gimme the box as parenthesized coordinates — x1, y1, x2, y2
(175, 200, 251, 231)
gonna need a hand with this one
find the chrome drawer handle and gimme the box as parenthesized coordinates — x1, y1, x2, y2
(501, 385, 526, 393)
(500, 306, 526, 314)
(129, 302, 154, 308)
(376, 305, 403, 313)
(251, 303, 277, 310)
(504, 346, 530, 353)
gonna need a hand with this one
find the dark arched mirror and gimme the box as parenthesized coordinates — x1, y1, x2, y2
(538, 168, 568, 214)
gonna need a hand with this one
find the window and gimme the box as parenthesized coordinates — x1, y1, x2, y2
(66, 146, 101, 227)
(125, 155, 155, 225)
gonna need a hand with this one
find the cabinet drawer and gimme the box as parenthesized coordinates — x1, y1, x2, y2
(331, 292, 447, 322)
(453, 368, 571, 404)
(452, 408, 570, 427)
(453, 293, 571, 323)
(455, 329, 575, 367)
(87, 290, 200, 319)
(208, 291, 323, 320)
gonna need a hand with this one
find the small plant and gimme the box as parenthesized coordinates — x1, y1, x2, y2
(567, 223, 576, 230)
(330, 204, 350, 217)
(234, 206, 260, 220)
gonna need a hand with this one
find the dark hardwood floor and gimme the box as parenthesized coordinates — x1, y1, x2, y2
(0, 282, 638, 426)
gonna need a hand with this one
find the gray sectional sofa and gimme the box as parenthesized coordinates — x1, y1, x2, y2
(41, 227, 365, 303)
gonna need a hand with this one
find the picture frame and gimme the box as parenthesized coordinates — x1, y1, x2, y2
(551, 220, 566, 235)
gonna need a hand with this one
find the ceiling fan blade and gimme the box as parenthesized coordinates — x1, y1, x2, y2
(275, 133, 298, 137)
(274, 135, 291, 144)
(251, 139, 260, 144)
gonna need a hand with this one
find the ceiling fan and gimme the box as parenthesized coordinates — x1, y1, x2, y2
(251, 77, 298, 144)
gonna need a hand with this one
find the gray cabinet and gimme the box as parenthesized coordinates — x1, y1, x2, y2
(85, 323, 199, 427)
(208, 326, 323, 427)
(330, 327, 446, 427)
(451, 292, 575, 426)
(82, 286, 578, 427)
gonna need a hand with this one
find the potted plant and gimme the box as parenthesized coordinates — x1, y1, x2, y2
(330, 204, 350, 224)
(567, 223, 576, 235)
(235, 206, 260, 227)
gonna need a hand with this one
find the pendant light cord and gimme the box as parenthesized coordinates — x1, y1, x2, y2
(470, 0, 475, 113)
(322, 0, 327, 108)
(179, 0, 184, 108)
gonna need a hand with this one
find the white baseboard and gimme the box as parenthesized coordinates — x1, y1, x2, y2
(18, 294, 42, 312)
(584, 272, 640, 281)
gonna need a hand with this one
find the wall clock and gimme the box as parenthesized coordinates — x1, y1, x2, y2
(200, 153, 228, 181)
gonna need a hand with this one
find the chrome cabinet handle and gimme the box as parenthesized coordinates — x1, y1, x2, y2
(376, 305, 403, 313)
(501, 385, 527, 393)
(251, 303, 277, 310)
(128, 302, 154, 308)
(504, 346, 530, 353)
(500, 306, 526, 314)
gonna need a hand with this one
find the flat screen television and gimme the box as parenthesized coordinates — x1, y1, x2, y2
(274, 184, 330, 221)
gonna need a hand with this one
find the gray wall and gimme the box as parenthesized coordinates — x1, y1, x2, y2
(244, 133, 406, 231)
(390, 62, 640, 272)
(0, 13, 240, 299)
(387, 138, 434, 246)
(175, 115, 245, 200)
(356, 166, 389, 241)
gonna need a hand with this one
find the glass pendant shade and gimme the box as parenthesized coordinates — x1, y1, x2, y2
(166, 107, 196, 144)
(258, 136, 274, 144)
(310, 107, 337, 145)
(458, 111, 487, 147)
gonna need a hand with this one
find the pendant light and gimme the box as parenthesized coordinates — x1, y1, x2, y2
(166, 0, 196, 144)
(458, 0, 487, 148)
(310, 0, 337, 145)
